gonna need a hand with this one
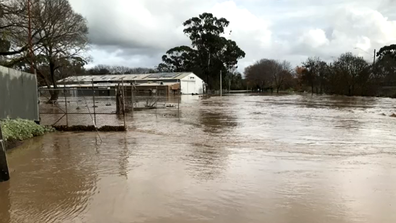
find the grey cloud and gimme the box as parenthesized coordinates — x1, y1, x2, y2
(69, 0, 396, 70)
(88, 46, 162, 68)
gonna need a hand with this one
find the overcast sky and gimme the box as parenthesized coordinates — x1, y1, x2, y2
(68, 0, 396, 71)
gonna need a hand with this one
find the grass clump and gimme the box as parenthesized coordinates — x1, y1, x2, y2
(0, 119, 54, 141)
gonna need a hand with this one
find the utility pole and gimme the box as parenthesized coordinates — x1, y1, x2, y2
(0, 125, 10, 182)
(373, 49, 376, 66)
(372, 49, 377, 76)
(355, 47, 376, 66)
(220, 70, 222, 97)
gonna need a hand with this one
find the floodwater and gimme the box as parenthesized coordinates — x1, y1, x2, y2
(1, 94, 396, 223)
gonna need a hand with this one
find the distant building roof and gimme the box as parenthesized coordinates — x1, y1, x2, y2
(58, 72, 195, 84)
(43, 82, 180, 89)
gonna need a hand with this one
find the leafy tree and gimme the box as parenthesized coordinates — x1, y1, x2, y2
(159, 13, 245, 90)
(332, 53, 369, 96)
(220, 71, 246, 91)
(301, 57, 328, 94)
(156, 63, 172, 72)
(377, 44, 396, 61)
(229, 72, 245, 90)
(375, 54, 396, 86)
(376, 44, 396, 87)
(158, 46, 196, 72)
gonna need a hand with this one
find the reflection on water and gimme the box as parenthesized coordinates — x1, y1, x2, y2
(199, 104, 238, 133)
(0, 182, 10, 223)
(185, 142, 230, 181)
(1, 94, 396, 223)
(0, 135, 99, 222)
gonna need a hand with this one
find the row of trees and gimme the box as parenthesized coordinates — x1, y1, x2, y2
(86, 65, 155, 75)
(245, 45, 396, 97)
(296, 54, 371, 96)
(296, 46, 396, 96)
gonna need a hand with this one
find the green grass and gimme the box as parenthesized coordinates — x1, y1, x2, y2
(0, 119, 54, 142)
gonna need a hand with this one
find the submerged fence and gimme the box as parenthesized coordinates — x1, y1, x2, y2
(38, 84, 181, 130)
(0, 66, 39, 121)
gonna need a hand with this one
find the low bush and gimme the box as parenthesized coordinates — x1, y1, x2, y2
(0, 119, 54, 141)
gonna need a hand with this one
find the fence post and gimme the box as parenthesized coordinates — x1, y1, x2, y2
(0, 124, 10, 182)
(92, 80, 97, 126)
(155, 86, 158, 118)
(64, 85, 68, 127)
(122, 79, 126, 130)
(177, 96, 180, 119)
(131, 83, 134, 118)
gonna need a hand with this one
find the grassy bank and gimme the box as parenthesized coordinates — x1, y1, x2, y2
(0, 119, 54, 149)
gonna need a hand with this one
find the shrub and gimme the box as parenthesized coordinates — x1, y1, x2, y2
(0, 119, 54, 141)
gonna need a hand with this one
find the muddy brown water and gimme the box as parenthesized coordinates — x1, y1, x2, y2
(1, 94, 396, 223)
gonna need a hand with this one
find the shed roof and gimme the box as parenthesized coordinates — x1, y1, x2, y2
(42, 82, 180, 89)
(58, 72, 194, 83)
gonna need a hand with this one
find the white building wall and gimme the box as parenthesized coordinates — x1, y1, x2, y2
(180, 73, 204, 94)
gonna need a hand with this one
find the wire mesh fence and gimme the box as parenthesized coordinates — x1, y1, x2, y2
(38, 85, 181, 129)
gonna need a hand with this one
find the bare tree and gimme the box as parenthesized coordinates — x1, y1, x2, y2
(0, 0, 88, 102)
(245, 59, 292, 93)
(0, 0, 28, 56)
(29, 0, 89, 102)
(270, 60, 292, 93)
(244, 59, 272, 91)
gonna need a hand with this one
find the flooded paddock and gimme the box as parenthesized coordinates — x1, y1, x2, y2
(1, 94, 396, 223)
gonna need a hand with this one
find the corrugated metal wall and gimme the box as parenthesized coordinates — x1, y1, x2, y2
(0, 66, 39, 121)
